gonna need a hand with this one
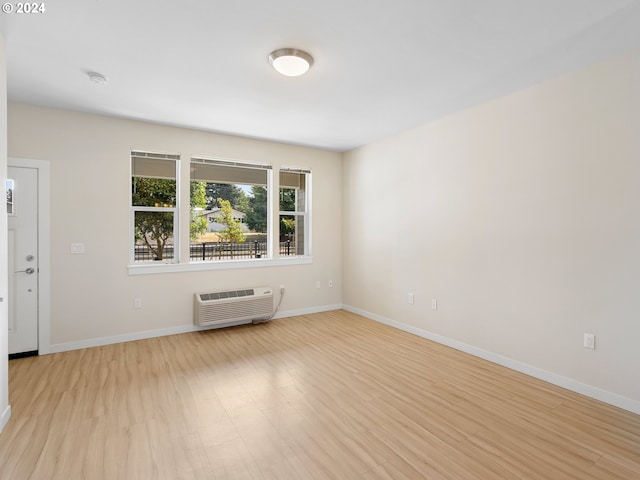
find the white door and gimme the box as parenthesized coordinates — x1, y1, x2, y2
(7, 166, 39, 355)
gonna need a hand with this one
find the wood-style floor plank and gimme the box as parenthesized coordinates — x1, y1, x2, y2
(1, 310, 639, 479)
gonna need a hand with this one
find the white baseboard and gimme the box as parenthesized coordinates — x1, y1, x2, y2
(50, 324, 230, 353)
(49, 304, 342, 354)
(0, 404, 11, 434)
(273, 303, 343, 319)
(343, 304, 640, 415)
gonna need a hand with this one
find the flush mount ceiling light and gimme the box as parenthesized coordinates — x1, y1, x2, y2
(88, 72, 108, 84)
(268, 48, 314, 77)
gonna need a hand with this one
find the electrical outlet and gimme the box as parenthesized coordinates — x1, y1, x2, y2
(408, 292, 414, 305)
(70, 243, 85, 254)
(134, 298, 142, 309)
(431, 299, 437, 310)
(316, 281, 321, 289)
(584, 333, 595, 349)
(328, 280, 334, 288)
(280, 284, 285, 294)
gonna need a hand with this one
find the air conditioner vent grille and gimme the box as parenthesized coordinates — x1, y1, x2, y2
(199, 289, 254, 301)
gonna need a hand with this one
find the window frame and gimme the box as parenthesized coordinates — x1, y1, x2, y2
(127, 155, 313, 275)
(189, 156, 273, 263)
(6, 178, 15, 216)
(278, 167, 311, 257)
(130, 151, 180, 265)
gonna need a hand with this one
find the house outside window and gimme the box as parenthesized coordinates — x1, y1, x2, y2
(190, 157, 271, 262)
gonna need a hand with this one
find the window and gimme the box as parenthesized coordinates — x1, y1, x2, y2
(6, 179, 14, 215)
(131, 151, 179, 263)
(128, 152, 312, 274)
(190, 157, 271, 262)
(279, 168, 310, 256)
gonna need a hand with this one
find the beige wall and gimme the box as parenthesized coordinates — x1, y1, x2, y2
(0, 33, 9, 433)
(343, 50, 640, 406)
(7, 104, 342, 347)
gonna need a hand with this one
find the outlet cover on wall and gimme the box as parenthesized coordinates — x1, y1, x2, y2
(584, 333, 595, 349)
(71, 243, 85, 254)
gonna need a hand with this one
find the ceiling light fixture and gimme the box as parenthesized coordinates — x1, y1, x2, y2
(88, 72, 108, 84)
(268, 48, 313, 77)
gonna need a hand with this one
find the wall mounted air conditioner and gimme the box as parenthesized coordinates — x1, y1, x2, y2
(194, 286, 273, 326)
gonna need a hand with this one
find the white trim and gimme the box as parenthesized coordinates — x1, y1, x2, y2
(50, 323, 239, 353)
(174, 157, 181, 262)
(128, 255, 312, 275)
(49, 303, 342, 353)
(130, 153, 180, 265)
(8, 157, 51, 355)
(278, 168, 311, 257)
(343, 304, 640, 415)
(190, 155, 272, 170)
(306, 171, 312, 257)
(267, 168, 274, 258)
(0, 404, 10, 433)
(273, 303, 342, 319)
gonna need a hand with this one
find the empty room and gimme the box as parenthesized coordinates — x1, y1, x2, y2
(1, 1, 639, 478)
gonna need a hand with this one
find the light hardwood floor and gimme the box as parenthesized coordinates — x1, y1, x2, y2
(1, 310, 639, 479)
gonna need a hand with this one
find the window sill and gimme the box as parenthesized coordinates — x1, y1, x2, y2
(128, 256, 312, 275)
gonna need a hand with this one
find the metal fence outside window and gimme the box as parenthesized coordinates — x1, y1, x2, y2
(134, 241, 296, 262)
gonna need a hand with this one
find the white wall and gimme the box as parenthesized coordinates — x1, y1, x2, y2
(343, 50, 640, 410)
(7, 104, 342, 349)
(0, 33, 10, 433)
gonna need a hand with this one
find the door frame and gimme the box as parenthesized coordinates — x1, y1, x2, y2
(8, 157, 50, 355)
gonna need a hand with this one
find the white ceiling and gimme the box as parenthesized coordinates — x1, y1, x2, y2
(2, 0, 640, 152)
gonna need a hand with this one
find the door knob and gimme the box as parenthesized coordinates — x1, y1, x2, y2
(15, 267, 35, 274)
